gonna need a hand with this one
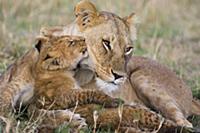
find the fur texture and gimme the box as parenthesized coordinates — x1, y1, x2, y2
(73, 0, 200, 128)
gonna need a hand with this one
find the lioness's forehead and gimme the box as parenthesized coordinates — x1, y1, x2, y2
(101, 12, 129, 29)
(84, 17, 130, 48)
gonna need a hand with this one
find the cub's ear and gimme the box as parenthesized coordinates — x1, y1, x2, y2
(74, 0, 99, 31)
(35, 36, 48, 53)
(39, 27, 51, 37)
(123, 13, 139, 41)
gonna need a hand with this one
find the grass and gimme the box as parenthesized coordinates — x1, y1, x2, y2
(0, 0, 200, 132)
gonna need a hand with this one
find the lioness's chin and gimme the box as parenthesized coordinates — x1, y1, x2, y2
(95, 78, 120, 95)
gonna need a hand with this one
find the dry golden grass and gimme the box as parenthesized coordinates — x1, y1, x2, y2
(0, 0, 199, 132)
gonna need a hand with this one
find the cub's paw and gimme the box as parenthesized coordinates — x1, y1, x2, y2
(70, 113, 87, 129)
(0, 116, 12, 133)
(104, 98, 124, 108)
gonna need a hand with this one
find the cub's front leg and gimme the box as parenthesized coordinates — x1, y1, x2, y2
(63, 89, 124, 108)
(36, 89, 124, 110)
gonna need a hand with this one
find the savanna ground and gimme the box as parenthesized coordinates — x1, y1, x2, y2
(0, 0, 200, 132)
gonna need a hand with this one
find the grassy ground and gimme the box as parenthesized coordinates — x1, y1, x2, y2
(0, 0, 200, 132)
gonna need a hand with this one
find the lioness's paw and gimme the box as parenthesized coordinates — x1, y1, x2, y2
(176, 119, 193, 128)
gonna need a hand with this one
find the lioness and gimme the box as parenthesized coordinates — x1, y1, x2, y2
(74, 0, 200, 128)
(42, 0, 200, 128)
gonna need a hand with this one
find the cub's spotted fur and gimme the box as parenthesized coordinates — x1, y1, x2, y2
(0, 35, 121, 132)
(31, 34, 121, 111)
(0, 48, 38, 132)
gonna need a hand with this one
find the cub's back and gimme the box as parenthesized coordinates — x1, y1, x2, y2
(0, 49, 38, 114)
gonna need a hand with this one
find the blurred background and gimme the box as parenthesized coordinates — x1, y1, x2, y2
(0, 0, 199, 126)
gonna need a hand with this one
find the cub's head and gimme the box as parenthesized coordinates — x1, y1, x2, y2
(34, 35, 87, 73)
(74, 0, 137, 91)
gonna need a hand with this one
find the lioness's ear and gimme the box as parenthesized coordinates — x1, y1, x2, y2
(35, 36, 48, 52)
(123, 13, 139, 41)
(74, 0, 99, 31)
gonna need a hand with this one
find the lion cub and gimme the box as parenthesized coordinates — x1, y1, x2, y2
(32, 35, 121, 110)
(0, 34, 121, 132)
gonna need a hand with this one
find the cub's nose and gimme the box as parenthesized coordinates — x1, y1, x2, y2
(111, 70, 124, 80)
(82, 48, 87, 55)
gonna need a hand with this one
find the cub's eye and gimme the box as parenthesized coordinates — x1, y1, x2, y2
(102, 39, 111, 51)
(125, 46, 133, 55)
(52, 59, 59, 65)
(68, 40, 75, 46)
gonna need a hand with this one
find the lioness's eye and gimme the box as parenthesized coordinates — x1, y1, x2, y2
(125, 46, 133, 55)
(102, 39, 111, 51)
(44, 54, 51, 60)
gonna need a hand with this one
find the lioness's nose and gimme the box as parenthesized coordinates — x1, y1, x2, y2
(111, 70, 123, 80)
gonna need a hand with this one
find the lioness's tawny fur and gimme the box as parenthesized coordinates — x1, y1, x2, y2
(30, 0, 200, 129)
